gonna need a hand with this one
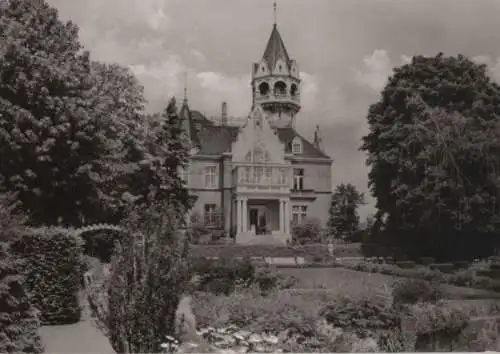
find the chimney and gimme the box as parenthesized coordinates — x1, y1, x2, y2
(221, 101, 227, 126)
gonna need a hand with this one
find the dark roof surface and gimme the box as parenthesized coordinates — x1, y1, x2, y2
(262, 24, 291, 70)
(186, 111, 329, 159)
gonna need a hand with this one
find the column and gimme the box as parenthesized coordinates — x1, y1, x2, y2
(284, 200, 290, 234)
(242, 197, 248, 232)
(236, 198, 242, 233)
(279, 199, 284, 233)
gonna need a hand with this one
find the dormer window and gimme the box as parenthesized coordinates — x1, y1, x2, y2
(292, 137, 302, 154)
(278, 65, 282, 71)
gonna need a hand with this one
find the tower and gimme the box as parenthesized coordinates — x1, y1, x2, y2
(251, 3, 301, 128)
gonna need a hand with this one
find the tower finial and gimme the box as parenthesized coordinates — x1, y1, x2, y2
(273, 2, 277, 25)
(183, 72, 188, 103)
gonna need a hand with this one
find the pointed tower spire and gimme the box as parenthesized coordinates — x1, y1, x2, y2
(183, 71, 188, 103)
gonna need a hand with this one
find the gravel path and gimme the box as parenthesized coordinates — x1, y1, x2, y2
(39, 293, 115, 353)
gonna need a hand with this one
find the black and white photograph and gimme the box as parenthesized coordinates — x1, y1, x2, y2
(1, 0, 500, 352)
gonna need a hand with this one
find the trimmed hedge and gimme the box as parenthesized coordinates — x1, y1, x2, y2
(12, 227, 84, 325)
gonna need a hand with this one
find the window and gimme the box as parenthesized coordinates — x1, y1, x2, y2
(253, 167, 263, 184)
(292, 205, 308, 224)
(292, 137, 302, 154)
(279, 168, 287, 185)
(177, 165, 189, 185)
(293, 168, 304, 190)
(204, 166, 217, 188)
(204, 204, 217, 226)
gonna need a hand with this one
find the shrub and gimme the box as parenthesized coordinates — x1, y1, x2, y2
(419, 257, 436, 266)
(430, 263, 455, 273)
(320, 295, 400, 337)
(409, 301, 469, 351)
(12, 227, 83, 325)
(291, 218, 322, 245)
(0, 193, 43, 353)
(454, 261, 470, 270)
(392, 278, 445, 306)
(0, 243, 44, 353)
(107, 203, 192, 353)
(397, 261, 416, 269)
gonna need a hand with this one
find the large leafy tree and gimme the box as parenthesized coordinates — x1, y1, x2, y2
(0, 0, 189, 226)
(327, 183, 365, 240)
(361, 53, 500, 260)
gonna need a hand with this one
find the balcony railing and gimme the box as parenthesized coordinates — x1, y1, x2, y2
(255, 93, 300, 104)
(233, 164, 290, 188)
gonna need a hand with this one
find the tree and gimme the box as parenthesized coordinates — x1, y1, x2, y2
(327, 183, 365, 240)
(0, 0, 152, 226)
(361, 53, 500, 260)
(127, 98, 193, 215)
(106, 201, 192, 353)
(0, 193, 43, 353)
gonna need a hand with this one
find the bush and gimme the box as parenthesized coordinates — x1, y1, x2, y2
(12, 227, 83, 325)
(419, 257, 436, 265)
(392, 279, 445, 306)
(454, 261, 470, 270)
(409, 301, 469, 351)
(320, 295, 400, 337)
(0, 193, 43, 353)
(430, 263, 455, 273)
(397, 261, 416, 269)
(0, 243, 44, 353)
(291, 218, 322, 245)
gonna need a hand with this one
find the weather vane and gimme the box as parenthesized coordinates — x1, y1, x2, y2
(273, 2, 277, 25)
(183, 72, 188, 101)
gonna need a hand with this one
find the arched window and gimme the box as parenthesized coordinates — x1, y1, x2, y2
(258, 82, 270, 96)
(274, 81, 286, 95)
(290, 83, 298, 96)
(291, 137, 302, 154)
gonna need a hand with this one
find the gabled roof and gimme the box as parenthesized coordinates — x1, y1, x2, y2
(262, 24, 291, 70)
(187, 110, 329, 159)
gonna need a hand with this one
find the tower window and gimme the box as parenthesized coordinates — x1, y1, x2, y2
(258, 82, 270, 96)
(274, 81, 287, 95)
(278, 65, 282, 71)
(290, 84, 298, 96)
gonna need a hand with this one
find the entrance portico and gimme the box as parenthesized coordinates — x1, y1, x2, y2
(234, 196, 291, 244)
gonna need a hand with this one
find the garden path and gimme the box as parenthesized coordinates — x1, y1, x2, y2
(39, 293, 115, 353)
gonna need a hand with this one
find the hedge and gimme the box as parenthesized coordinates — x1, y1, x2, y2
(12, 227, 84, 325)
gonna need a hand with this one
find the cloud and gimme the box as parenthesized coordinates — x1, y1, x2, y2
(471, 55, 500, 83)
(354, 50, 393, 92)
(300, 72, 319, 110)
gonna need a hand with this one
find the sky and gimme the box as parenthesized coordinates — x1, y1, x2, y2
(47, 0, 500, 220)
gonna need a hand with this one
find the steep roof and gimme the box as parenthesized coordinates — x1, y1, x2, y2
(188, 111, 329, 159)
(262, 24, 291, 70)
(179, 100, 200, 147)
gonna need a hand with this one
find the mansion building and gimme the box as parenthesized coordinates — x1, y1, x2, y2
(178, 21, 333, 245)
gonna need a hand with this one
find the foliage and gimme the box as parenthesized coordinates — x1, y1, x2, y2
(361, 53, 500, 261)
(320, 295, 400, 337)
(0, 0, 191, 227)
(409, 301, 470, 351)
(327, 183, 365, 240)
(81, 229, 121, 263)
(0, 193, 43, 353)
(391, 278, 445, 306)
(291, 217, 322, 245)
(106, 201, 192, 353)
(191, 257, 297, 295)
(187, 211, 207, 244)
(11, 226, 83, 325)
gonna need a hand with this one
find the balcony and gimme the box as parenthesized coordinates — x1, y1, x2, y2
(290, 188, 316, 200)
(255, 93, 300, 106)
(232, 164, 290, 193)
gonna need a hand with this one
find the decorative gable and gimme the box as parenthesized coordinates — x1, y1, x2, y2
(273, 58, 289, 75)
(231, 105, 286, 164)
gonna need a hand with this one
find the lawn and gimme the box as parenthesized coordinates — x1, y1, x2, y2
(277, 267, 500, 302)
